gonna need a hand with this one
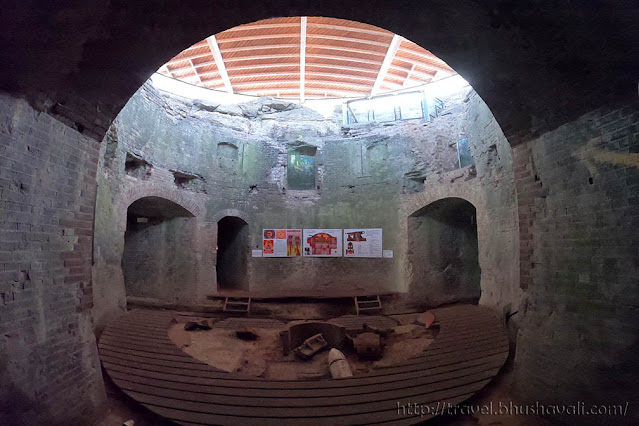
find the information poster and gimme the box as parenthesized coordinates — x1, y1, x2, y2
(262, 229, 302, 257)
(303, 229, 343, 257)
(343, 228, 383, 258)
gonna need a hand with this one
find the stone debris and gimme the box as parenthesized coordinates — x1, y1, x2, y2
(235, 328, 259, 341)
(362, 322, 393, 337)
(392, 324, 422, 335)
(328, 348, 353, 379)
(184, 320, 211, 331)
(414, 311, 435, 328)
(353, 332, 383, 360)
(294, 333, 328, 360)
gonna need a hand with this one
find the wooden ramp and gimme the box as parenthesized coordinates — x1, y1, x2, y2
(98, 305, 509, 425)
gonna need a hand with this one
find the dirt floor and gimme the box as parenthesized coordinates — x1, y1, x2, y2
(168, 317, 437, 380)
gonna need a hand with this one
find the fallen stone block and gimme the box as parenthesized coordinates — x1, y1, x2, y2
(294, 333, 328, 360)
(353, 332, 383, 360)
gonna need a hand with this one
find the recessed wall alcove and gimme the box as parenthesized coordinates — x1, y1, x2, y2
(122, 196, 197, 300)
(408, 197, 480, 306)
(216, 216, 249, 291)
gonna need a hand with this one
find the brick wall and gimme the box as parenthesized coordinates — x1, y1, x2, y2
(0, 93, 105, 423)
(512, 98, 639, 422)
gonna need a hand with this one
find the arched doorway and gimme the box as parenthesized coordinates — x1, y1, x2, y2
(216, 216, 249, 291)
(408, 197, 480, 307)
(122, 196, 197, 300)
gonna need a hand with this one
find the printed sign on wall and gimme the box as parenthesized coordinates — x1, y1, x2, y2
(262, 229, 302, 257)
(343, 228, 383, 258)
(303, 229, 343, 257)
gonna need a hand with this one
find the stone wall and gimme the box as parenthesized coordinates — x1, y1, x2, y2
(400, 90, 520, 311)
(93, 82, 520, 322)
(122, 215, 198, 300)
(408, 197, 481, 306)
(512, 98, 639, 423)
(0, 93, 105, 423)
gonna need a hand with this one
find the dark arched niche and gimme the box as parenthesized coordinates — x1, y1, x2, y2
(216, 216, 249, 291)
(122, 196, 197, 300)
(408, 197, 480, 307)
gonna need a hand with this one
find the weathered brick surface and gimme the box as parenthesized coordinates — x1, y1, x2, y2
(0, 93, 105, 423)
(93, 83, 520, 329)
(94, 83, 471, 301)
(513, 99, 639, 422)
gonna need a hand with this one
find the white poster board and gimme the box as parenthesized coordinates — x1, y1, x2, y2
(262, 229, 302, 257)
(303, 229, 343, 257)
(343, 228, 383, 258)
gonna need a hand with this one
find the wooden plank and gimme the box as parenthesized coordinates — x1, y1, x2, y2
(110, 368, 499, 421)
(100, 329, 173, 344)
(299, 16, 307, 103)
(101, 344, 507, 389)
(103, 353, 507, 399)
(100, 350, 224, 373)
(127, 380, 489, 425)
(99, 337, 189, 357)
(98, 342, 201, 364)
(109, 361, 503, 406)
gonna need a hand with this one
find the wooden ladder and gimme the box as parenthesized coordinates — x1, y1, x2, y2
(223, 297, 251, 314)
(354, 295, 382, 315)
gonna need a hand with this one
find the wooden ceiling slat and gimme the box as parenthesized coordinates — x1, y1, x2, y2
(230, 71, 300, 80)
(227, 62, 301, 71)
(223, 54, 300, 63)
(221, 43, 300, 53)
(233, 78, 374, 90)
(306, 43, 386, 57)
(310, 16, 392, 33)
(307, 24, 392, 40)
(157, 16, 455, 98)
(230, 65, 300, 75)
(219, 32, 390, 48)
(396, 50, 453, 71)
(305, 63, 379, 75)
(306, 34, 390, 48)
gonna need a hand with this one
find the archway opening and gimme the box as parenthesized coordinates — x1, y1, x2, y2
(122, 196, 197, 300)
(216, 216, 249, 291)
(408, 197, 480, 307)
